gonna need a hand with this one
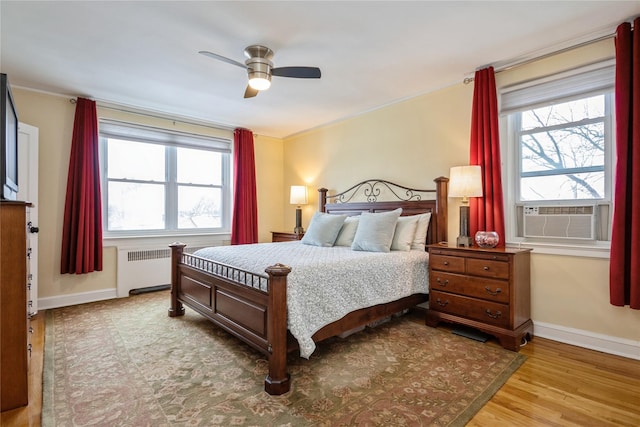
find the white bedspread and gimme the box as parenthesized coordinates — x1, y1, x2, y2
(193, 242, 429, 358)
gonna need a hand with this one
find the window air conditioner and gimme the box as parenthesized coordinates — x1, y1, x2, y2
(523, 205, 596, 240)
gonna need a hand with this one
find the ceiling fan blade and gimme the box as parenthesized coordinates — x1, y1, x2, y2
(272, 66, 321, 79)
(244, 85, 259, 99)
(199, 50, 247, 69)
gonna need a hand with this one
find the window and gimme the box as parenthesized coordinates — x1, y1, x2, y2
(516, 94, 608, 201)
(501, 63, 615, 246)
(99, 120, 231, 236)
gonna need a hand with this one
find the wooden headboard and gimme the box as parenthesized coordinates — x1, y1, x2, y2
(318, 177, 449, 245)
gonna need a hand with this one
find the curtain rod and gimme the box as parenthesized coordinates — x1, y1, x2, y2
(463, 31, 616, 84)
(69, 97, 238, 132)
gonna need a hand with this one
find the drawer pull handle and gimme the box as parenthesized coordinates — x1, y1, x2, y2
(483, 266, 490, 271)
(443, 261, 449, 266)
(484, 286, 501, 296)
(436, 278, 449, 286)
(436, 298, 449, 307)
(485, 309, 502, 319)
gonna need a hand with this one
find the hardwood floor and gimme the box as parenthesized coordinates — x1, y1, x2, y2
(1, 310, 639, 426)
(469, 337, 640, 427)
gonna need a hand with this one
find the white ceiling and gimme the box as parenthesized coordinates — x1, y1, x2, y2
(1, 1, 638, 138)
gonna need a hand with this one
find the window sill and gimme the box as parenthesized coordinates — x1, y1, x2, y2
(103, 232, 231, 248)
(506, 239, 610, 259)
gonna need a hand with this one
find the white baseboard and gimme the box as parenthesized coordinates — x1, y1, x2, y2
(534, 321, 640, 361)
(38, 288, 118, 311)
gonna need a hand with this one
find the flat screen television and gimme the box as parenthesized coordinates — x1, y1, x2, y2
(1, 73, 19, 200)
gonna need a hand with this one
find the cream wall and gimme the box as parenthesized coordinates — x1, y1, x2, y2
(283, 41, 640, 347)
(11, 89, 284, 300)
(254, 133, 285, 241)
(283, 82, 473, 240)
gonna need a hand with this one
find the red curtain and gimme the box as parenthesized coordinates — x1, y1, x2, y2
(60, 98, 103, 274)
(469, 67, 505, 245)
(610, 18, 640, 309)
(231, 128, 258, 244)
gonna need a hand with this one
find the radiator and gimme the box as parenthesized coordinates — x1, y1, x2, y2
(116, 242, 225, 297)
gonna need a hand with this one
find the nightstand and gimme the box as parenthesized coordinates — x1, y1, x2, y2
(271, 231, 304, 242)
(425, 243, 533, 351)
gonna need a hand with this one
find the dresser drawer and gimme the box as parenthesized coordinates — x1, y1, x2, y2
(429, 271, 510, 304)
(429, 290, 510, 328)
(466, 258, 509, 279)
(429, 254, 465, 273)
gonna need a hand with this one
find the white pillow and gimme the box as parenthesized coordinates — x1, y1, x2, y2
(334, 216, 360, 246)
(391, 215, 419, 251)
(410, 212, 432, 251)
(301, 212, 347, 247)
(351, 208, 402, 253)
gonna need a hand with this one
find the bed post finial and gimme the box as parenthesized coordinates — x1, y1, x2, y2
(319, 188, 328, 212)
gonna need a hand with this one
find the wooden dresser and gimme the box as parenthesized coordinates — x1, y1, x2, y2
(426, 243, 533, 351)
(271, 231, 304, 242)
(1, 201, 31, 411)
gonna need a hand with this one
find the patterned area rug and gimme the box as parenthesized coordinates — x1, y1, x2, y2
(42, 291, 525, 426)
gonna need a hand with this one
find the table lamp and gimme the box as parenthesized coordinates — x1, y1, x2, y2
(290, 185, 308, 234)
(449, 165, 483, 247)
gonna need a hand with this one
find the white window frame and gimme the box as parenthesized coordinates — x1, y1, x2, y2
(99, 119, 232, 238)
(500, 61, 615, 258)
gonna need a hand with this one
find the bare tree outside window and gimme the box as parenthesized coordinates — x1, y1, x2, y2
(517, 95, 606, 201)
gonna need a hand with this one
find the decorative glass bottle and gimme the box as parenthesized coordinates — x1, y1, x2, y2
(475, 231, 499, 248)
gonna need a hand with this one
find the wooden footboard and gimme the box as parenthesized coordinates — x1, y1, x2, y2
(168, 243, 292, 395)
(168, 243, 428, 395)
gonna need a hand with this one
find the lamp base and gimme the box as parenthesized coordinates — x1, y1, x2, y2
(457, 204, 472, 247)
(294, 207, 304, 235)
(456, 235, 473, 248)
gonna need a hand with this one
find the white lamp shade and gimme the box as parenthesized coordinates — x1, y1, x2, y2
(290, 185, 308, 205)
(449, 165, 483, 198)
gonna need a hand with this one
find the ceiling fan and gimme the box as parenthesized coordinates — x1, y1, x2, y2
(199, 45, 321, 98)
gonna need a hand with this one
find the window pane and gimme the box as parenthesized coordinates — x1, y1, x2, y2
(521, 122, 605, 173)
(108, 182, 165, 230)
(178, 186, 221, 228)
(518, 95, 605, 202)
(177, 147, 221, 185)
(107, 138, 165, 181)
(520, 172, 604, 201)
(521, 95, 605, 130)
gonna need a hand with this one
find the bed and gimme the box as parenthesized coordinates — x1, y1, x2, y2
(168, 177, 448, 395)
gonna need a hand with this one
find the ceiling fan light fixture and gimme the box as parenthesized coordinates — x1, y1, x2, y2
(200, 44, 321, 98)
(248, 73, 271, 90)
